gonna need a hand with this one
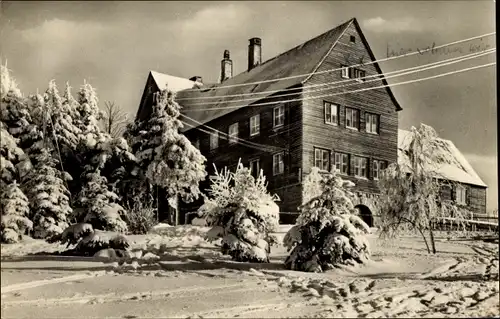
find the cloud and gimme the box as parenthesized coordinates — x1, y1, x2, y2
(171, 4, 253, 45)
(362, 17, 426, 33)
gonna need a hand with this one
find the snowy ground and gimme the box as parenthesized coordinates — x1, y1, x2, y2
(1, 225, 499, 318)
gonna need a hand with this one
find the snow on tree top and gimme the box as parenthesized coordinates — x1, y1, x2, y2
(398, 129, 487, 187)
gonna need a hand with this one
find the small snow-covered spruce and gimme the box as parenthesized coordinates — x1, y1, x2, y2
(22, 148, 72, 239)
(378, 123, 473, 254)
(284, 168, 371, 272)
(128, 88, 207, 206)
(76, 170, 128, 233)
(74, 134, 135, 233)
(0, 182, 32, 243)
(201, 161, 280, 263)
(48, 222, 129, 257)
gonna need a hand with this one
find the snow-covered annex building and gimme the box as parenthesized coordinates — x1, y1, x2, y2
(135, 18, 487, 225)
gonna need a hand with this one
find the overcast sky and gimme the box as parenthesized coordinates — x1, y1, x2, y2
(0, 1, 496, 212)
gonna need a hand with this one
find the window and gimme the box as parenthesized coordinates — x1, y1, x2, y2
(324, 101, 339, 125)
(373, 160, 380, 180)
(193, 138, 200, 149)
(228, 123, 238, 144)
(345, 107, 360, 130)
(273, 105, 285, 127)
(341, 65, 350, 79)
(455, 185, 467, 205)
(249, 159, 260, 178)
(373, 160, 388, 179)
(250, 114, 260, 136)
(353, 156, 368, 178)
(365, 113, 379, 134)
(273, 152, 284, 175)
(314, 148, 330, 171)
(351, 68, 366, 81)
(350, 35, 356, 43)
(210, 132, 219, 150)
(334, 152, 349, 175)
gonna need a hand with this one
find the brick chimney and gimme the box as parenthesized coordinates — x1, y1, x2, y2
(248, 37, 262, 71)
(220, 50, 233, 83)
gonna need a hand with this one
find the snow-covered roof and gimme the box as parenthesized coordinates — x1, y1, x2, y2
(150, 71, 196, 93)
(174, 18, 402, 132)
(397, 129, 487, 187)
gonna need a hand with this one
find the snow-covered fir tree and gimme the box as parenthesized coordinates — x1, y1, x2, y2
(75, 80, 103, 144)
(0, 125, 32, 243)
(202, 161, 279, 263)
(127, 88, 206, 205)
(1, 63, 43, 154)
(0, 124, 31, 187)
(1, 182, 32, 243)
(284, 169, 371, 272)
(74, 138, 129, 233)
(22, 148, 72, 239)
(44, 80, 81, 154)
(76, 169, 128, 233)
(302, 166, 326, 205)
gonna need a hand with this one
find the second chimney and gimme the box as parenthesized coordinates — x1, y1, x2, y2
(220, 50, 233, 83)
(248, 37, 262, 71)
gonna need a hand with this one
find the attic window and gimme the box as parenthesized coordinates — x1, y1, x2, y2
(350, 36, 356, 43)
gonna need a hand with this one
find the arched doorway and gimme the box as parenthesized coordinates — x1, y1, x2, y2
(355, 205, 374, 227)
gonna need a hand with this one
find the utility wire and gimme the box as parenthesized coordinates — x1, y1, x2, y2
(179, 48, 495, 106)
(180, 119, 283, 153)
(180, 32, 495, 92)
(177, 47, 495, 101)
(181, 114, 285, 152)
(187, 62, 496, 112)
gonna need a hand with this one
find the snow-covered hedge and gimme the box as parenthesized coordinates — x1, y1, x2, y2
(284, 168, 371, 272)
(201, 161, 279, 263)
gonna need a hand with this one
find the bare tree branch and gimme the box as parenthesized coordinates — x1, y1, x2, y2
(101, 101, 130, 138)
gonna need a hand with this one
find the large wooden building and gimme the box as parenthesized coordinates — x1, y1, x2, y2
(136, 18, 487, 224)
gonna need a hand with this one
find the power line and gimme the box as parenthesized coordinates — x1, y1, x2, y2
(180, 119, 282, 153)
(181, 114, 285, 152)
(177, 47, 495, 101)
(179, 49, 495, 106)
(187, 62, 496, 112)
(180, 32, 495, 93)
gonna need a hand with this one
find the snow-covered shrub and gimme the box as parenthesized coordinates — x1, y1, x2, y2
(0, 182, 32, 243)
(123, 197, 157, 234)
(201, 161, 279, 263)
(22, 149, 72, 239)
(48, 222, 129, 256)
(284, 168, 370, 272)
